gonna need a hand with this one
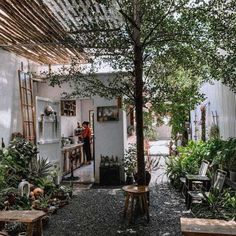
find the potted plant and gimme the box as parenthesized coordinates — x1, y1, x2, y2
(32, 195, 51, 212)
(123, 144, 137, 184)
(52, 185, 72, 200)
(123, 144, 153, 185)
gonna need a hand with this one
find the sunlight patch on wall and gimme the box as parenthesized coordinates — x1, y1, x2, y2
(0, 75, 8, 85)
(0, 109, 11, 129)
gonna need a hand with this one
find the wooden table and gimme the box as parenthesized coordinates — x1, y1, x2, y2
(0, 210, 46, 236)
(181, 217, 236, 236)
(186, 175, 210, 191)
(122, 185, 149, 223)
(62, 143, 84, 175)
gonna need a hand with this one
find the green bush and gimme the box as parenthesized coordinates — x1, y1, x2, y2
(191, 188, 236, 220)
(166, 155, 184, 188)
(0, 137, 56, 203)
(213, 138, 236, 171)
(0, 137, 38, 188)
(166, 138, 225, 187)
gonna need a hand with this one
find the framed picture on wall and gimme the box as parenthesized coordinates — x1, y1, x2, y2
(97, 106, 119, 122)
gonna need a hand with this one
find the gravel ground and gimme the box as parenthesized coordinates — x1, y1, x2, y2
(44, 183, 189, 236)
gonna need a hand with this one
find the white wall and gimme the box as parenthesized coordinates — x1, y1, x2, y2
(0, 49, 39, 145)
(191, 80, 236, 140)
(36, 73, 127, 183)
(94, 96, 126, 183)
(35, 82, 85, 137)
(81, 99, 94, 122)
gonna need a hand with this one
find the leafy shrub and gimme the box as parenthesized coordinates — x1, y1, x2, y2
(166, 138, 225, 187)
(123, 144, 137, 176)
(30, 157, 53, 180)
(213, 138, 236, 171)
(192, 188, 236, 220)
(0, 137, 38, 187)
(166, 155, 184, 188)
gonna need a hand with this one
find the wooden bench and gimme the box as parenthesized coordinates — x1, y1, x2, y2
(0, 210, 46, 236)
(181, 217, 236, 236)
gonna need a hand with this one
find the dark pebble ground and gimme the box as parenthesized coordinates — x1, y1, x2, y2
(44, 183, 189, 236)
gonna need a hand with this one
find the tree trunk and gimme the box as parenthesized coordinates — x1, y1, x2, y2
(133, 0, 146, 185)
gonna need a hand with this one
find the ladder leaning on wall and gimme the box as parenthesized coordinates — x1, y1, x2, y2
(18, 70, 36, 143)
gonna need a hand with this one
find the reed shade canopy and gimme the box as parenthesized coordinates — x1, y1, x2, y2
(0, 0, 121, 64)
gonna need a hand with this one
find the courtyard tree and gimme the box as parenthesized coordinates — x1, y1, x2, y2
(48, 0, 222, 185)
(151, 67, 205, 139)
(205, 0, 236, 92)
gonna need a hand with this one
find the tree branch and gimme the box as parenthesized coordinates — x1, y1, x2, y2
(142, 0, 175, 47)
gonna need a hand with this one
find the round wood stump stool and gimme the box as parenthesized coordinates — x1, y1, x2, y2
(122, 185, 150, 223)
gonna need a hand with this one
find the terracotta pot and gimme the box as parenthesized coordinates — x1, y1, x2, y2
(133, 171, 151, 185)
(125, 175, 134, 185)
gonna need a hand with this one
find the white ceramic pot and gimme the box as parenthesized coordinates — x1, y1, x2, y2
(18, 232, 26, 236)
(18, 179, 30, 198)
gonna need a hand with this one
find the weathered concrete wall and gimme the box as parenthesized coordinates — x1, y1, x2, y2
(0, 49, 39, 145)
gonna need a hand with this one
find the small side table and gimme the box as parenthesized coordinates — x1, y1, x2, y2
(0, 210, 46, 236)
(185, 174, 210, 208)
(122, 185, 149, 223)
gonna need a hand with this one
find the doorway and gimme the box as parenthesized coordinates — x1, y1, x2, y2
(64, 105, 95, 184)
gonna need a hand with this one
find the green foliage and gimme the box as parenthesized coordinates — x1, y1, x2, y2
(223, 190, 236, 215)
(123, 144, 137, 176)
(34, 195, 51, 210)
(209, 124, 220, 139)
(0, 161, 7, 189)
(0, 138, 37, 188)
(55, 185, 73, 199)
(8, 137, 38, 162)
(0, 138, 59, 212)
(30, 157, 53, 180)
(206, 0, 236, 92)
(167, 137, 236, 189)
(44, 0, 235, 183)
(192, 188, 236, 220)
(143, 111, 158, 141)
(13, 195, 32, 210)
(165, 155, 184, 188)
(166, 139, 225, 187)
(144, 126, 158, 141)
(151, 68, 205, 138)
(45, 0, 226, 121)
(213, 138, 236, 171)
(35, 177, 56, 196)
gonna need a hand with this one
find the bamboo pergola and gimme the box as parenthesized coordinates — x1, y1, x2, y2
(0, 0, 121, 64)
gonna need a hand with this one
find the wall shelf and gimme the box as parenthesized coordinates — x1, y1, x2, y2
(61, 100, 76, 116)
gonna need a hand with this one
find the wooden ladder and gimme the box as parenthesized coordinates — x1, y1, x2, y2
(18, 70, 36, 143)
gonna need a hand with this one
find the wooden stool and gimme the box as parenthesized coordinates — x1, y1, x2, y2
(0, 210, 46, 236)
(122, 185, 149, 223)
